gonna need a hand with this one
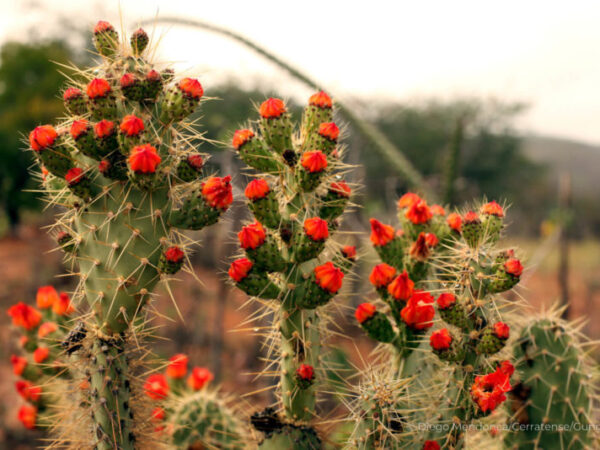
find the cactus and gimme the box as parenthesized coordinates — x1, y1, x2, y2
(504, 314, 600, 449)
(26, 21, 231, 448)
(228, 92, 355, 446)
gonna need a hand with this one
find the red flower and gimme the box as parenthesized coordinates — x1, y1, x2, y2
(244, 178, 270, 200)
(430, 328, 452, 350)
(70, 120, 89, 140)
(436, 293, 456, 310)
(151, 407, 165, 422)
(494, 322, 510, 339)
(232, 129, 255, 150)
(186, 154, 203, 170)
(369, 263, 397, 288)
(296, 364, 314, 381)
(120, 73, 136, 87)
(397, 192, 421, 209)
(369, 218, 395, 247)
(504, 258, 523, 277)
(10, 355, 27, 376)
(400, 290, 435, 330)
(425, 233, 439, 248)
(355, 303, 376, 324)
(314, 262, 344, 294)
(38, 322, 58, 338)
(144, 374, 169, 400)
(187, 367, 214, 390)
(470, 364, 512, 413)
(300, 150, 328, 173)
(259, 97, 286, 118)
(33, 347, 49, 364)
(63, 87, 82, 101)
(463, 211, 480, 224)
(342, 245, 357, 259)
(318, 122, 339, 140)
(29, 125, 57, 152)
(94, 119, 115, 138)
(238, 222, 266, 249)
(7, 303, 41, 330)
(36, 285, 59, 309)
(17, 404, 37, 429)
(430, 204, 446, 216)
(98, 160, 110, 173)
(128, 144, 161, 174)
(179, 78, 204, 99)
(120, 115, 144, 136)
(406, 200, 433, 225)
(423, 441, 440, 450)
(16, 380, 42, 402)
(164, 246, 185, 263)
(53, 292, 74, 316)
(228, 258, 253, 282)
(146, 70, 160, 82)
(304, 217, 329, 241)
(94, 20, 114, 33)
(410, 233, 430, 261)
(329, 181, 351, 197)
(481, 200, 504, 217)
(447, 213, 462, 232)
(387, 270, 414, 301)
(202, 175, 233, 210)
(65, 168, 84, 186)
(308, 91, 332, 108)
(166, 354, 188, 379)
(86, 78, 111, 99)
(500, 360, 515, 377)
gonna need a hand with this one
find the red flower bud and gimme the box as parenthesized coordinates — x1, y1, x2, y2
(16, 380, 42, 402)
(436, 293, 456, 310)
(228, 258, 253, 282)
(355, 302, 376, 324)
(238, 222, 266, 249)
(70, 119, 89, 140)
(18, 404, 37, 429)
(481, 200, 504, 217)
(400, 290, 435, 330)
(151, 407, 165, 422)
(33, 347, 49, 364)
(128, 144, 161, 174)
(329, 180, 351, 197)
(423, 441, 441, 450)
(36, 285, 59, 309)
(164, 246, 185, 263)
(410, 233, 430, 261)
(120, 73, 136, 87)
(146, 70, 160, 82)
(7, 303, 41, 330)
(304, 217, 329, 241)
(387, 270, 415, 301)
(397, 192, 421, 209)
(314, 262, 344, 294)
(369, 218, 395, 247)
(500, 360, 515, 377)
(10, 355, 27, 376)
(178, 78, 203, 99)
(318, 122, 339, 141)
(94, 20, 114, 34)
(244, 178, 270, 200)
(94, 119, 115, 138)
(425, 233, 439, 247)
(296, 363, 315, 381)
(144, 374, 169, 400)
(38, 322, 58, 338)
(300, 150, 328, 173)
(447, 213, 462, 232)
(504, 258, 523, 277)
(65, 167, 84, 186)
(166, 354, 188, 379)
(53, 292, 74, 316)
(430, 204, 446, 216)
(342, 245, 357, 260)
(308, 91, 332, 108)
(430, 328, 452, 350)
(259, 97, 286, 118)
(463, 211, 480, 224)
(494, 322, 510, 339)
(201, 175, 233, 210)
(187, 367, 214, 390)
(29, 125, 57, 152)
(406, 200, 433, 225)
(232, 129, 255, 150)
(86, 78, 111, 99)
(120, 115, 144, 136)
(63, 87, 82, 101)
(186, 154, 203, 170)
(369, 263, 397, 288)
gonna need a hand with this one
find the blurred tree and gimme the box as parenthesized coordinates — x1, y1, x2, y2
(0, 40, 80, 234)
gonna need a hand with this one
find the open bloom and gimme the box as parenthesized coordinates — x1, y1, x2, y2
(470, 362, 513, 413)
(304, 217, 329, 241)
(400, 290, 435, 330)
(355, 303, 376, 324)
(430, 328, 452, 350)
(228, 258, 253, 282)
(425, 233, 439, 247)
(430, 204, 446, 216)
(36, 285, 59, 309)
(144, 374, 169, 400)
(166, 354, 188, 379)
(29, 125, 57, 151)
(314, 262, 344, 294)
(308, 91, 332, 108)
(244, 178, 270, 200)
(369, 218, 395, 246)
(329, 180, 351, 197)
(129, 144, 161, 174)
(179, 78, 203, 99)
(70, 119, 89, 140)
(259, 97, 286, 118)
(410, 233, 430, 261)
(238, 222, 266, 249)
(187, 367, 214, 390)
(447, 213, 462, 232)
(436, 293, 456, 309)
(38, 322, 58, 338)
(232, 129, 255, 150)
(406, 200, 433, 225)
(301, 150, 328, 173)
(202, 175, 233, 210)
(397, 192, 421, 209)
(387, 270, 414, 301)
(8, 303, 41, 330)
(369, 263, 396, 288)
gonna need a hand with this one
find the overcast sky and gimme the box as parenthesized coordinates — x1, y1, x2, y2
(2, 0, 600, 145)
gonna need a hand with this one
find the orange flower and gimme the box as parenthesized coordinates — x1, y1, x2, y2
(504, 259, 523, 277)
(63, 87, 82, 101)
(164, 246, 185, 263)
(17, 404, 37, 429)
(259, 97, 286, 118)
(447, 213, 462, 232)
(29, 125, 57, 152)
(329, 181, 351, 197)
(65, 168, 84, 186)
(36, 285, 59, 309)
(38, 322, 58, 338)
(228, 258, 253, 282)
(304, 217, 329, 241)
(406, 200, 433, 225)
(430, 204, 446, 216)
(166, 354, 188, 379)
(470, 363, 512, 413)
(144, 374, 169, 400)
(53, 292, 74, 316)
(400, 290, 435, 330)
(238, 222, 266, 249)
(86, 78, 111, 99)
(436, 293, 456, 310)
(369, 263, 396, 288)
(355, 303, 376, 324)
(493, 322, 510, 339)
(7, 303, 41, 330)
(201, 175, 233, 210)
(244, 179, 270, 200)
(33, 347, 50, 364)
(187, 367, 214, 390)
(296, 364, 314, 381)
(481, 200, 504, 217)
(120, 115, 144, 136)
(387, 270, 414, 301)
(179, 78, 204, 99)
(409, 232, 430, 261)
(425, 233, 439, 247)
(463, 211, 480, 224)
(308, 91, 332, 108)
(128, 144, 161, 174)
(300, 150, 328, 173)
(369, 218, 395, 247)
(10, 355, 27, 376)
(70, 119, 89, 140)
(232, 129, 255, 150)
(186, 154, 203, 170)
(318, 122, 339, 140)
(314, 262, 344, 294)
(430, 328, 452, 350)
(397, 192, 421, 209)
(94, 119, 115, 138)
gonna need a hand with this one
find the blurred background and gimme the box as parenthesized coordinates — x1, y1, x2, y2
(1, 1, 599, 447)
